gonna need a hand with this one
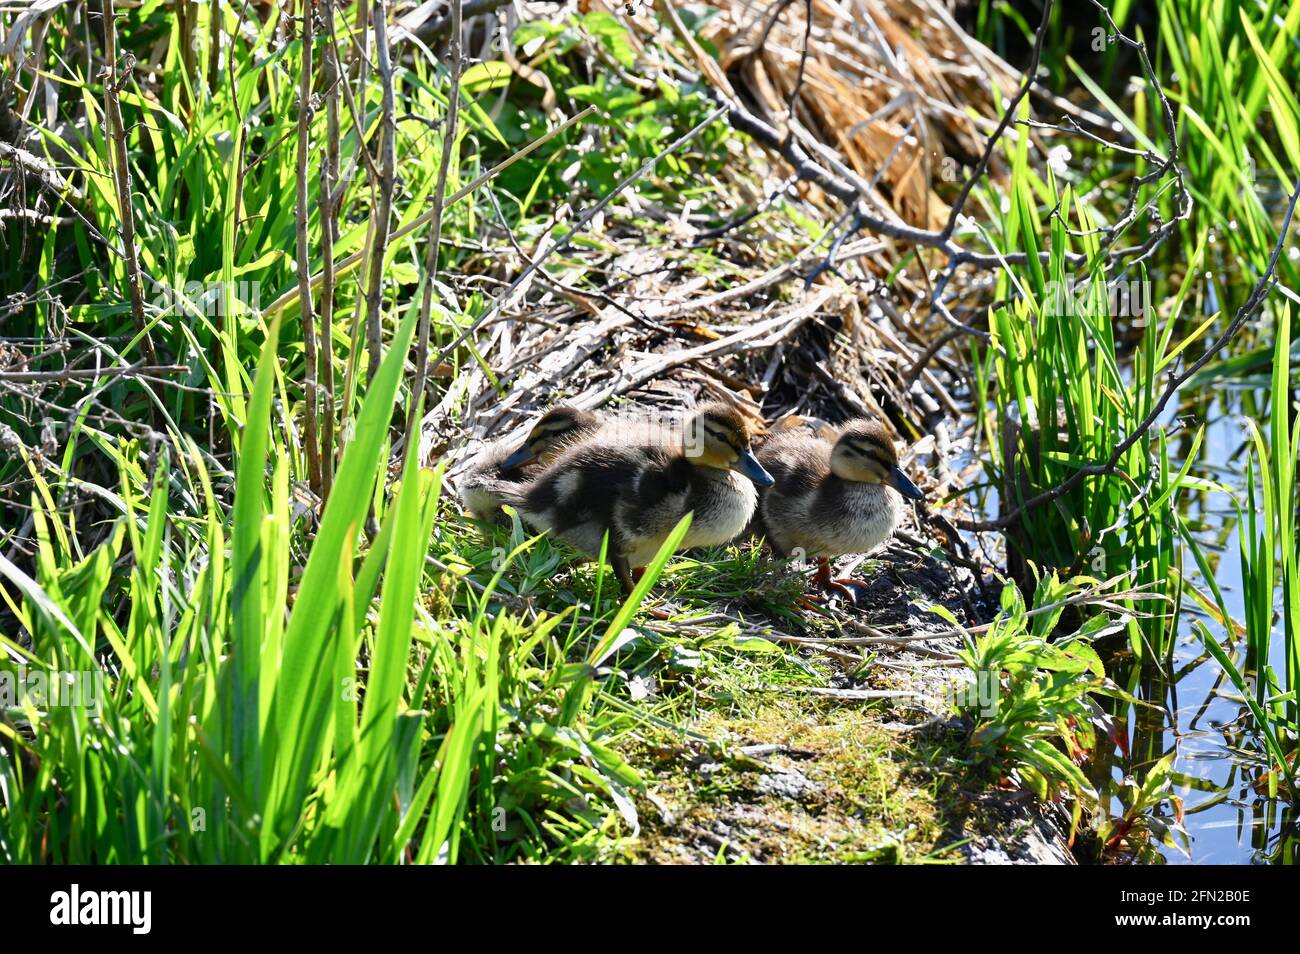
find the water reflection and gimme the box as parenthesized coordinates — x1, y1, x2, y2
(1113, 397, 1298, 863)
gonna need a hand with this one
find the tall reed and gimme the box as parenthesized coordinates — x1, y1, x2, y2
(1179, 305, 1299, 795)
(971, 124, 1201, 664)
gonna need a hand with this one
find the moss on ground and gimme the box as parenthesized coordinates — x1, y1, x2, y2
(608, 690, 986, 864)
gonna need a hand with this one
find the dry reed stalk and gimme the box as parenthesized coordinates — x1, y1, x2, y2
(296, 0, 322, 494)
(364, 0, 397, 386)
(319, 12, 343, 499)
(101, 0, 159, 369)
(406, 0, 464, 469)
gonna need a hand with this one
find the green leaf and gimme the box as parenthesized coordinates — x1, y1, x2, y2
(230, 314, 282, 799)
(262, 302, 420, 855)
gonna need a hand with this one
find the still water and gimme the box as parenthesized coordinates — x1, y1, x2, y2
(1126, 398, 1298, 863)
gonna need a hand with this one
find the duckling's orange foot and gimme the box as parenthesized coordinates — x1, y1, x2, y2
(804, 579, 862, 607)
(795, 585, 858, 613)
(797, 591, 828, 612)
(829, 577, 871, 608)
(804, 560, 870, 608)
(646, 599, 686, 620)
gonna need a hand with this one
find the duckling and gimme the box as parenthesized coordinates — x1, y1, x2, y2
(460, 405, 599, 523)
(757, 413, 840, 445)
(478, 402, 774, 590)
(461, 405, 683, 523)
(756, 418, 924, 602)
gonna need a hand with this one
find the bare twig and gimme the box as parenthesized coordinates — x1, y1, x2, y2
(0, 142, 85, 202)
(296, 0, 322, 495)
(0, 362, 188, 384)
(719, 96, 1020, 266)
(405, 0, 463, 469)
(780, 0, 812, 151)
(101, 0, 158, 368)
(330, 0, 381, 189)
(319, 9, 342, 499)
(938, 0, 1053, 243)
(363, 0, 397, 386)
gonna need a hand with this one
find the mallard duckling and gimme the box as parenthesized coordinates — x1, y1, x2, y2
(460, 405, 599, 523)
(479, 402, 774, 589)
(757, 413, 840, 445)
(757, 419, 924, 602)
(461, 405, 685, 522)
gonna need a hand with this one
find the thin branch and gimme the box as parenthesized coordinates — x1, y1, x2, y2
(319, 5, 342, 499)
(719, 97, 1012, 266)
(101, 0, 158, 368)
(938, 0, 1054, 242)
(779, 0, 812, 152)
(296, 0, 322, 495)
(0, 362, 188, 384)
(363, 0, 396, 386)
(405, 0, 463, 469)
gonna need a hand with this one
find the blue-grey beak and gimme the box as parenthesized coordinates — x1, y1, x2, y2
(501, 446, 537, 470)
(887, 466, 924, 500)
(734, 449, 775, 487)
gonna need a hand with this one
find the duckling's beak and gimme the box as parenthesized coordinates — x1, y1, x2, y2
(734, 449, 775, 487)
(502, 445, 538, 470)
(887, 466, 924, 500)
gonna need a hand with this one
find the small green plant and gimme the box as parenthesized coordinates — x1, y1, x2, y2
(1239, 305, 1300, 736)
(943, 574, 1129, 837)
(1154, 0, 1300, 290)
(1095, 754, 1189, 862)
(497, 12, 731, 208)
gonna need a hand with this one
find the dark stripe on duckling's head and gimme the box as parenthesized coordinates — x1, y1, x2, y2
(830, 421, 924, 499)
(837, 422, 898, 465)
(698, 402, 765, 440)
(502, 405, 600, 470)
(685, 402, 774, 486)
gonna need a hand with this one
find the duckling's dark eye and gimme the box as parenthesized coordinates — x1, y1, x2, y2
(713, 429, 745, 451)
